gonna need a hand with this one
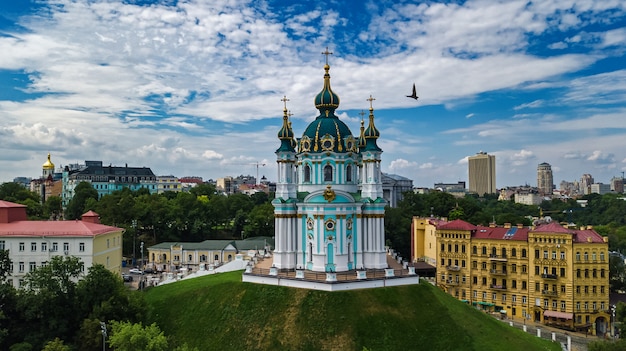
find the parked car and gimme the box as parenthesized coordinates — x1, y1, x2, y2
(122, 274, 133, 282)
(144, 267, 154, 274)
(129, 268, 142, 274)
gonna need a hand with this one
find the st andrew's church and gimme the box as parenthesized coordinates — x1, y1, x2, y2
(272, 55, 387, 273)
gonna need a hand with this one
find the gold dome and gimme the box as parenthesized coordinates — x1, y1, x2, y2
(42, 153, 55, 170)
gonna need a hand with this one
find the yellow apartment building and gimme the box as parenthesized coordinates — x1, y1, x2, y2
(423, 218, 610, 336)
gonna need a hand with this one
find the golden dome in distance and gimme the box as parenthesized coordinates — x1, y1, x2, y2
(42, 153, 55, 170)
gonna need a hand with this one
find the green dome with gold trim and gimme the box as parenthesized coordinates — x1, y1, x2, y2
(300, 64, 354, 154)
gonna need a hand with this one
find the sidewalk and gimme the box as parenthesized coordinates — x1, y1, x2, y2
(495, 315, 598, 351)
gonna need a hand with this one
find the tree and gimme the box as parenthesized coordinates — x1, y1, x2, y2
(0, 250, 15, 348)
(76, 264, 146, 323)
(65, 182, 98, 220)
(17, 256, 83, 348)
(243, 203, 274, 238)
(0, 250, 10, 281)
(41, 338, 70, 351)
(609, 255, 626, 292)
(108, 321, 169, 351)
(44, 196, 63, 220)
(0, 182, 40, 203)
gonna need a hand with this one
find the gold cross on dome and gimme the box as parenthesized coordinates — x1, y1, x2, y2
(281, 95, 290, 110)
(359, 110, 366, 120)
(288, 110, 293, 118)
(322, 47, 333, 65)
(367, 95, 376, 109)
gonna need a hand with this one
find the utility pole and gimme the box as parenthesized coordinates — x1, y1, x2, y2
(100, 322, 107, 351)
(140, 241, 144, 291)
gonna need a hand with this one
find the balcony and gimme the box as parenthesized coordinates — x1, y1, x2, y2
(446, 265, 461, 271)
(489, 254, 507, 261)
(489, 269, 507, 276)
(542, 290, 558, 297)
(489, 284, 507, 291)
(541, 273, 558, 280)
(446, 280, 460, 286)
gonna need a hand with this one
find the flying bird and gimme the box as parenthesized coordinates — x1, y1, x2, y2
(406, 83, 419, 100)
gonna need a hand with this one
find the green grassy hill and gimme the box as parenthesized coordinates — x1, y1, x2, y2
(145, 271, 560, 351)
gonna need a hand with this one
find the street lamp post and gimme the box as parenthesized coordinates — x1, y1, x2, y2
(140, 241, 144, 291)
(100, 321, 107, 351)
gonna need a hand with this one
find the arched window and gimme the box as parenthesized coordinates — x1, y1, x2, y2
(324, 165, 333, 182)
(482, 246, 487, 255)
(521, 249, 527, 258)
(214, 254, 219, 261)
(511, 248, 517, 257)
(346, 165, 352, 182)
(304, 165, 311, 183)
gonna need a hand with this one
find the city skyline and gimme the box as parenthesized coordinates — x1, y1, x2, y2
(1, 1, 626, 188)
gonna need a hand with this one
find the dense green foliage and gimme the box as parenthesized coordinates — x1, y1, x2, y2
(144, 271, 560, 351)
(0, 259, 146, 350)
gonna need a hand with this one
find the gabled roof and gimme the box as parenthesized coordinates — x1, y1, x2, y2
(437, 219, 476, 231)
(148, 238, 275, 251)
(0, 220, 123, 237)
(531, 222, 573, 234)
(0, 201, 26, 208)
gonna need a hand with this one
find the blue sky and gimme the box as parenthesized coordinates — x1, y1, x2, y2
(1, 0, 625, 188)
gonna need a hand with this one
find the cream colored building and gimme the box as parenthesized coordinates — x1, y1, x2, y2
(147, 238, 273, 272)
(418, 218, 611, 336)
(468, 151, 496, 196)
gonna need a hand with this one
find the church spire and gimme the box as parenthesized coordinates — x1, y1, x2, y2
(314, 47, 340, 116)
(277, 96, 295, 152)
(363, 95, 381, 151)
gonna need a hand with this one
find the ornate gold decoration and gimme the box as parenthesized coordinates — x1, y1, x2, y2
(325, 218, 336, 231)
(307, 217, 314, 230)
(320, 133, 334, 151)
(300, 136, 311, 152)
(346, 218, 353, 230)
(323, 185, 336, 202)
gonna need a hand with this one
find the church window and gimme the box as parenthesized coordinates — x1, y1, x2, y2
(304, 165, 311, 183)
(346, 165, 352, 182)
(323, 165, 333, 182)
(214, 254, 219, 261)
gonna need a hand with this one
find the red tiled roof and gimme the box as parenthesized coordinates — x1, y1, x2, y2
(573, 229, 605, 244)
(531, 222, 605, 243)
(473, 226, 529, 241)
(531, 222, 573, 234)
(0, 220, 122, 237)
(438, 219, 476, 231)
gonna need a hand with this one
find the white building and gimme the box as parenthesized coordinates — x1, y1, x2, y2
(0, 200, 124, 288)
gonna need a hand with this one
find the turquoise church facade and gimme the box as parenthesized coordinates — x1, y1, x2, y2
(272, 60, 387, 273)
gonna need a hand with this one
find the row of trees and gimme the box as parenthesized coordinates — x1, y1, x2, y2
(4, 181, 626, 265)
(0, 251, 199, 350)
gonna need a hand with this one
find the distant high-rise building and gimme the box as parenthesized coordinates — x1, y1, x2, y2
(580, 174, 594, 194)
(537, 162, 554, 195)
(468, 151, 496, 196)
(610, 176, 624, 193)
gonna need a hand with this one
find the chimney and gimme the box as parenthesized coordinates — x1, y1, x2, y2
(504, 223, 511, 228)
(517, 223, 523, 229)
(489, 222, 496, 228)
(81, 211, 101, 224)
